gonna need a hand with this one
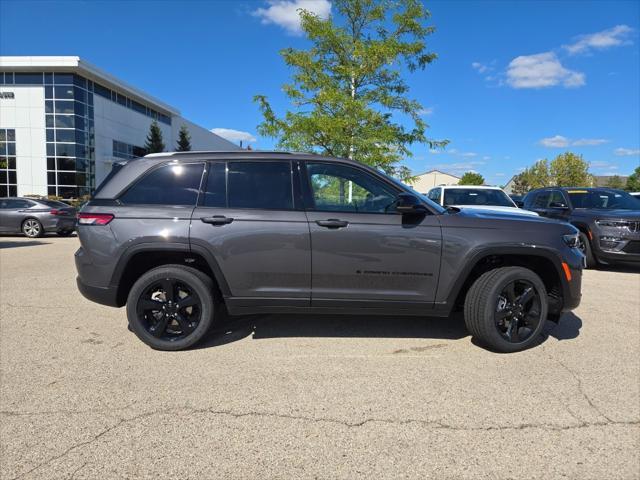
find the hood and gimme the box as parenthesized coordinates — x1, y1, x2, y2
(572, 209, 640, 220)
(450, 205, 539, 217)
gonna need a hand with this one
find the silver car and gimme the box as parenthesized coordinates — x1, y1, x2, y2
(0, 197, 76, 237)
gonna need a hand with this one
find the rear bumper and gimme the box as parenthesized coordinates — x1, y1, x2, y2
(76, 276, 120, 307)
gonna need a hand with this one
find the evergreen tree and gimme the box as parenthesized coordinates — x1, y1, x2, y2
(145, 120, 165, 153)
(176, 125, 192, 151)
(254, 0, 446, 181)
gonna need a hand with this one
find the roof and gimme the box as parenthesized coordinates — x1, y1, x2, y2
(413, 169, 461, 179)
(0, 56, 178, 115)
(143, 150, 343, 161)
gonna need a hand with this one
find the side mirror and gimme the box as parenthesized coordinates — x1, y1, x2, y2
(396, 193, 427, 214)
(549, 202, 568, 209)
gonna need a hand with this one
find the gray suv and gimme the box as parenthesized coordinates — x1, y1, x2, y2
(75, 151, 583, 352)
(0, 197, 76, 237)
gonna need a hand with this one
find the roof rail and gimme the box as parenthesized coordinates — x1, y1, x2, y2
(144, 150, 319, 158)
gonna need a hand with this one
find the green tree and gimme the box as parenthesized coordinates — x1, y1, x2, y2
(145, 120, 165, 153)
(459, 171, 485, 185)
(511, 172, 531, 195)
(626, 166, 640, 191)
(605, 175, 625, 189)
(550, 152, 591, 186)
(176, 125, 192, 151)
(254, 0, 446, 181)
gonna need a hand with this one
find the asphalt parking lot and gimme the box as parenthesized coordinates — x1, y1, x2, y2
(1, 236, 639, 480)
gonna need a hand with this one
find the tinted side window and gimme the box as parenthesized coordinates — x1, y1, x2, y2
(120, 163, 204, 206)
(306, 162, 397, 213)
(548, 191, 567, 207)
(227, 161, 293, 210)
(203, 162, 226, 208)
(532, 192, 550, 208)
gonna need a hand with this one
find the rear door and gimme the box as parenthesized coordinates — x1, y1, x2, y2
(301, 161, 442, 308)
(190, 160, 311, 306)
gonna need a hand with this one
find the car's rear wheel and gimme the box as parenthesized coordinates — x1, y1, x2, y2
(577, 232, 596, 268)
(464, 267, 548, 353)
(126, 265, 216, 351)
(22, 218, 44, 238)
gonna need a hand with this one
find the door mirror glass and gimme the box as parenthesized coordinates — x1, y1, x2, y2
(396, 193, 427, 214)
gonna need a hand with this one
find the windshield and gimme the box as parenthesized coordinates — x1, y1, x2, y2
(376, 170, 446, 214)
(567, 189, 640, 210)
(443, 188, 515, 207)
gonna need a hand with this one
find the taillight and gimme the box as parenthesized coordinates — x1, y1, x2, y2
(50, 209, 60, 215)
(77, 213, 114, 225)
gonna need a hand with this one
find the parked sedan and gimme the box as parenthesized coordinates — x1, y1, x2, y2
(425, 185, 539, 216)
(0, 197, 76, 237)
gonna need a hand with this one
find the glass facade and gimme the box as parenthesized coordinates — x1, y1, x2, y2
(0, 71, 172, 199)
(113, 140, 147, 160)
(0, 129, 18, 197)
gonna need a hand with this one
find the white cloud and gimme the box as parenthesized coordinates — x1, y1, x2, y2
(482, 156, 491, 161)
(211, 128, 256, 144)
(614, 147, 640, 156)
(252, 0, 331, 35)
(471, 62, 491, 74)
(591, 161, 619, 172)
(429, 149, 443, 155)
(431, 161, 486, 176)
(540, 135, 570, 148)
(494, 173, 505, 177)
(506, 52, 585, 89)
(539, 135, 609, 147)
(418, 107, 434, 116)
(460, 152, 477, 157)
(564, 25, 634, 55)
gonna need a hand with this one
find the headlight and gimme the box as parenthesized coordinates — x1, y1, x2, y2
(562, 233, 580, 248)
(595, 219, 631, 228)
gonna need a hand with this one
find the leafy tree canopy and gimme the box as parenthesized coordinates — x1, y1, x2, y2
(254, 0, 447, 181)
(459, 171, 485, 185)
(626, 166, 640, 191)
(550, 152, 591, 187)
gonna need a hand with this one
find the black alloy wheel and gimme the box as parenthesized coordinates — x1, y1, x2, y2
(126, 265, 216, 350)
(136, 279, 202, 341)
(494, 279, 543, 344)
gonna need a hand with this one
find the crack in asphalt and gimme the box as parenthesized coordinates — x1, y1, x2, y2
(542, 349, 616, 423)
(8, 406, 639, 480)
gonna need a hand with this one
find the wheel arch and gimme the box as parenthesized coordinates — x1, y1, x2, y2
(111, 243, 231, 307)
(444, 246, 566, 316)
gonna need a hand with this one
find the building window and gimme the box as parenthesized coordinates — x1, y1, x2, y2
(112, 140, 147, 160)
(0, 129, 18, 197)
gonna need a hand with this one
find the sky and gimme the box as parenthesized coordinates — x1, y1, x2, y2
(1, 0, 639, 185)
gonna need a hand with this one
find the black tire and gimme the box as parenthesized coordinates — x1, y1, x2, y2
(56, 230, 74, 237)
(22, 218, 44, 238)
(578, 232, 596, 268)
(126, 265, 217, 351)
(464, 266, 548, 353)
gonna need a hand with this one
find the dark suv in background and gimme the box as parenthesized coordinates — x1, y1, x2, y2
(523, 187, 640, 268)
(75, 151, 583, 353)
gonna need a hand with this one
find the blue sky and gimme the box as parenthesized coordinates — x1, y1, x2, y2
(1, 0, 639, 185)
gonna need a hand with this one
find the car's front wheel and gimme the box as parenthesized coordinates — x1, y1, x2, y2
(126, 265, 216, 351)
(464, 267, 548, 353)
(22, 218, 44, 238)
(577, 232, 596, 268)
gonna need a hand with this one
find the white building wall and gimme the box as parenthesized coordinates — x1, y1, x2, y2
(0, 85, 47, 196)
(93, 96, 238, 184)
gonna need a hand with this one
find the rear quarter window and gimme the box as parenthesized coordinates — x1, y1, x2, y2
(119, 163, 204, 206)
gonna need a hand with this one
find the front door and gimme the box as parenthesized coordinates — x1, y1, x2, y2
(190, 160, 311, 307)
(301, 161, 442, 308)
